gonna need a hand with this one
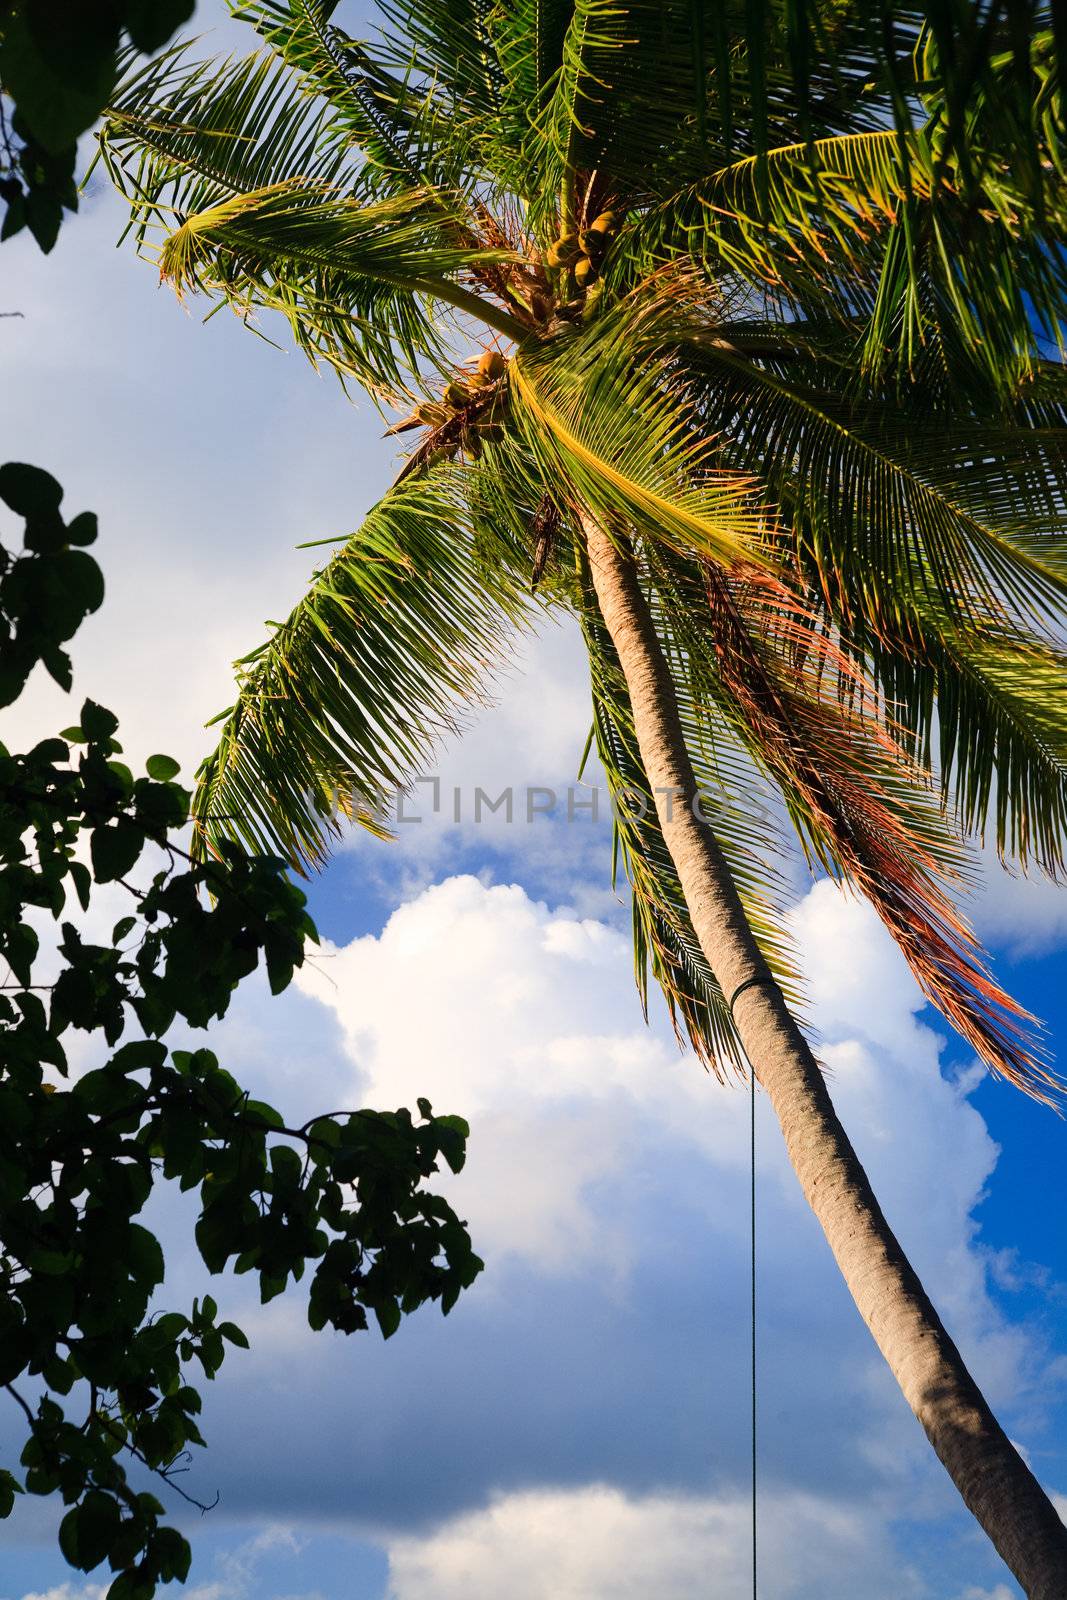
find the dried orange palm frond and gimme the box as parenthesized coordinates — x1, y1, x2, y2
(703, 563, 1057, 1102)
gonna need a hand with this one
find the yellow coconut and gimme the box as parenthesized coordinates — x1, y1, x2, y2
(547, 232, 581, 268)
(478, 349, 507, 380)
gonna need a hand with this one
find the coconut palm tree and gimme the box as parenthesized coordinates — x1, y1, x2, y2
(97, 3, 1067, 1591)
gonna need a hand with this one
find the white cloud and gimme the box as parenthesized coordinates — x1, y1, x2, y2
(7, 868, 1048, 1597)
(384, 1484, 922, 1600)
(12, 1587, 107, 1600)
(0, 167, 400, 779)
(272, 868, 1051, 1596)
(296, 872, 1029, 1420)
(972, 853, 1067, 958)
(6, 1527, 316, 1600)
(297, 874, 664, 1272)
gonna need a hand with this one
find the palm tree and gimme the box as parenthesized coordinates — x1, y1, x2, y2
(98, 3, 1067, 1591)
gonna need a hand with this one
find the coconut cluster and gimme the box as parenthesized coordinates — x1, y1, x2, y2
(389, 348, 507, 434)
(544, 210, 617, 289)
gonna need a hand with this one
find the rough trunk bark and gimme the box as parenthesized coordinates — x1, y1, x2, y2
(584, 515, 1067, 1599)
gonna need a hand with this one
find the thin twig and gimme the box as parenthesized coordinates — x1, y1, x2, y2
(4, 1383, 35, 1428)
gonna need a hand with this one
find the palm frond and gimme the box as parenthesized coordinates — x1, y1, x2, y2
(509, 296, 773, 570)
(376, 0, 507, 117)
(157, 180, 522, 392)
(648, 548, 1056, 1100)
(157, 178, 509, 297)
(100, 41, 355, 241)
(642, 128, 915, 290)
(232, 0, 485, 201)
(684, 334, 1067, 635)
(863, 619, 1067, 879)
(101, 35, 525, 395)
(632, 38, 1067, 396)
(192, 462, 530, 866)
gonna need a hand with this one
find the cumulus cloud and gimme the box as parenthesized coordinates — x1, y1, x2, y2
(3, 871, 1050, 1595)
(384, 1483, 922, 1600)
(296, 873, 1026, 1413)
(205, 867, 1045, 1584)
(297, 874, 671, 1271)
(972, 855, 1067, 958)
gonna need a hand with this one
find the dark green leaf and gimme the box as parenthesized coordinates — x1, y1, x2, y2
(145, 754, 181, 782)
(125, 0, 196, 54)
(0, 462, 63, 518)
(90, 819, 144, 884)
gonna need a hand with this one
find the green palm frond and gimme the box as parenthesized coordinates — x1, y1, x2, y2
(509, 297, 772, 569)
(638, 129, 913, 294)
(192, 462, 530, 866)
(489, 0, 571, 107)
(630, 34, 1066, 397)
(684, 334, 1067, 633)
(862, 620, 1067, 879)
(99, 41, 354, 241)
(157, 179, 513, 302)
(522, 1, 893, 219)
(940, 632, 1067, 874)
(535, 0, 622, 220)
(376, 0, 507, 119)
(100, 32, 525, 395)
(232, 0, 483, 201)
(159, 180, 521, 392)
(860, 190, 1067, 399)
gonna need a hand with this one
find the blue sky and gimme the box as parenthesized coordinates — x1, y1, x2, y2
(2, 8, 1067, 1597)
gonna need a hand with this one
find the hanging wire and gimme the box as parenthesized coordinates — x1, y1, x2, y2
(750, 1057, 757, 1600)
(728, 975, 766, 1600)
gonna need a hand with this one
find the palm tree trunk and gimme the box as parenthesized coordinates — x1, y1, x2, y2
(583, 514, 1067, 1599)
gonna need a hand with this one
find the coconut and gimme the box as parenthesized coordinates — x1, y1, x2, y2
(478, 349, 506, 380)
(574, 256, 595, 288)
(547, 232, 582, 268)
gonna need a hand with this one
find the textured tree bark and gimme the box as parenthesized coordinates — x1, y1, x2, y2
(584, 514, 1067, 1599)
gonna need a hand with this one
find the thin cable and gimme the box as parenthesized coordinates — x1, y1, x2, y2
(727, 974, 766, 1599)
(750, 1060, 757, 1600)
(728, 973, 769, 1015)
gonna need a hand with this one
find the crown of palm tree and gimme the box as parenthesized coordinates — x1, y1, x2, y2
(98, 0, 1067, 1098)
